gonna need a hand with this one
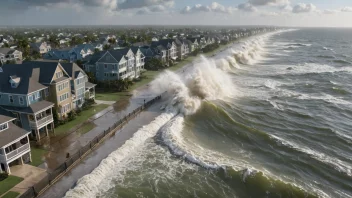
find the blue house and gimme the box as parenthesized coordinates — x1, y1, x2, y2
(0, 65, 55, 141)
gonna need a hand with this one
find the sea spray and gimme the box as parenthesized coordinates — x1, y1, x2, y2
(64, 55, 234, 198)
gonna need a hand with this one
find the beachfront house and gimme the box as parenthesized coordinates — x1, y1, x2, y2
(151, 39, 177, 65)
(0, 64, 55, 141)
(20, 62, 74, 121)
(61, 63, 96, 108)
(131, 47, 145, 78)
(0, 108, 31, 175)
(83, 50, 128, 82)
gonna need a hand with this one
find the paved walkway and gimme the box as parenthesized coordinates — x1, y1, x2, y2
(10, 164, 48, 194)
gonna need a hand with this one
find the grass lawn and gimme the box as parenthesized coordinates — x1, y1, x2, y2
(2, 191, 20, 198)
(30, 147, 48, 167)
(54, 104, 109, 136)
(94, 42, 235, 102)
(0, 176, 23, 196)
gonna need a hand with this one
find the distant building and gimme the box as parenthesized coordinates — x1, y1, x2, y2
(0, 48, 22, 65)
(30, 42, 51, 54)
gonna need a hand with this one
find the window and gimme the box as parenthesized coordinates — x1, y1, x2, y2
(19, 96, 24, 105)
(56, 71, 63, 78)
(34, 92, 41, 99)
(59, 92, 70, 102)
(9, 95, 13, 103)
(104, 64, 107, 69)
(45, 88, 49, 97)
(0, 123, 8, 131)
(61, 103, 71, 114)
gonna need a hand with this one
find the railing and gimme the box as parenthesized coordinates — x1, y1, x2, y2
(19, 94, 163, 198)
(4, 143, 30, 162)
(29, 115, 53, 129)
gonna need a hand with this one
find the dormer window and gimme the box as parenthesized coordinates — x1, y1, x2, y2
(56, 71, 63, 78)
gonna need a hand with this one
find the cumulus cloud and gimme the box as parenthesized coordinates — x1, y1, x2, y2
(181, 2, 235, 14)
(2, 0, 174, 12)
(238, 3, 258, 12)
(249, 0, 289, 6)
(341, 7, 352, 12)
(292, 3, 316, 13)
(136, 4, 167, 15)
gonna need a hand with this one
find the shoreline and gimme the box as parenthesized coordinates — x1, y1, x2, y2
(37, 34, 265, 198)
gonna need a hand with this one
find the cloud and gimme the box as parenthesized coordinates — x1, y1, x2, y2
(322, 9, 339, 15)
(136, 4, 167, 15)
(181, 2, 235, 14)
(1, 0, 174, 13)
(248, 0, 289, 6)
(261, 11, 279, 16)
(238, 3, 258, 12)
(118, 0, 173, 9)
(292, 3, 316, 13)
(341, 7, 352, 12)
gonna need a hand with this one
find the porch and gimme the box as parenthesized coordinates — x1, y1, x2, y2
(85, 82, 96, 100)
(0, 136, 31, 175)
(28, 108, 55, 141)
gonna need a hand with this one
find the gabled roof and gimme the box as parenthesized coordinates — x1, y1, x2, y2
(0, 64, 47, 94)
(22, 61, 63, 84)
(139, 47, 155, 57)
(2, 100, 54, 114)
(151, 39, 175, 49)
(61, 62, 87, 80)
(85, 50, 106, 65)
(0, 48, 16, 55)
(44, 49, 70, 60)
(0, 122, 29, 148)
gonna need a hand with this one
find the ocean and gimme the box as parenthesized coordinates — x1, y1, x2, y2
(64, 28, 352, 198)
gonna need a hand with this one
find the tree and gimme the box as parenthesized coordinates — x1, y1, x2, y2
(86, 72, 96, 83)
(70, 36, 83, 46)
(31, 50, 41, 60)
(49, 35, 59, 48)
(103, 44, 111, 51)
(108, 38, 116, 45)
(3, 43, 9, 48)
(94, 48, 100, 53)
(168, 33, 174, 39)
(144, 58, 163, 71)
(5, 60, 16, 64)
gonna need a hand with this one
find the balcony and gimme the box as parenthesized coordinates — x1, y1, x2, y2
(0, 143, 30, 163)
(29, 114, 53, 129)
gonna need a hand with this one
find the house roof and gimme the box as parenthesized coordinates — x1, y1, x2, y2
(0, 48, 16, 55)
(85, 82, 96, 89)
(60, 63, 86, 80)
(0, 122, 29, 148)
(0, 65, 47, 94)
(85, 51, 104, 65)
(151, 39, 174, 49)
(0, 107, 15, 124)
(44, 49, 70, 60)
(22, 61, 62, 84)
(139, 47, 154, 57)
(2, 100, 54, 114)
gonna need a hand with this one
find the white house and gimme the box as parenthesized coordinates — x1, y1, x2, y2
(0, 108, 31, 174)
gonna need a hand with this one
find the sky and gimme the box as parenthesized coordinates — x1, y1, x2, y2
(0, 0, 352, 27)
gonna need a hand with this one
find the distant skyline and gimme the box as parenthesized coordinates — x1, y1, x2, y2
(1, 0, 352, 27)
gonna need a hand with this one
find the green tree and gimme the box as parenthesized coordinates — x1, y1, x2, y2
(94, 48, 100, 53)
(86, 72, 97, 83)
(3, 43, 9, 48)
(70, 36, 83, 46)
(31, 50, 41, 60)
(49, 35, 59, 48)
(108, 38, 116, 45)
(145, 58, 163, 71)
(103, 44, 111, 51)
